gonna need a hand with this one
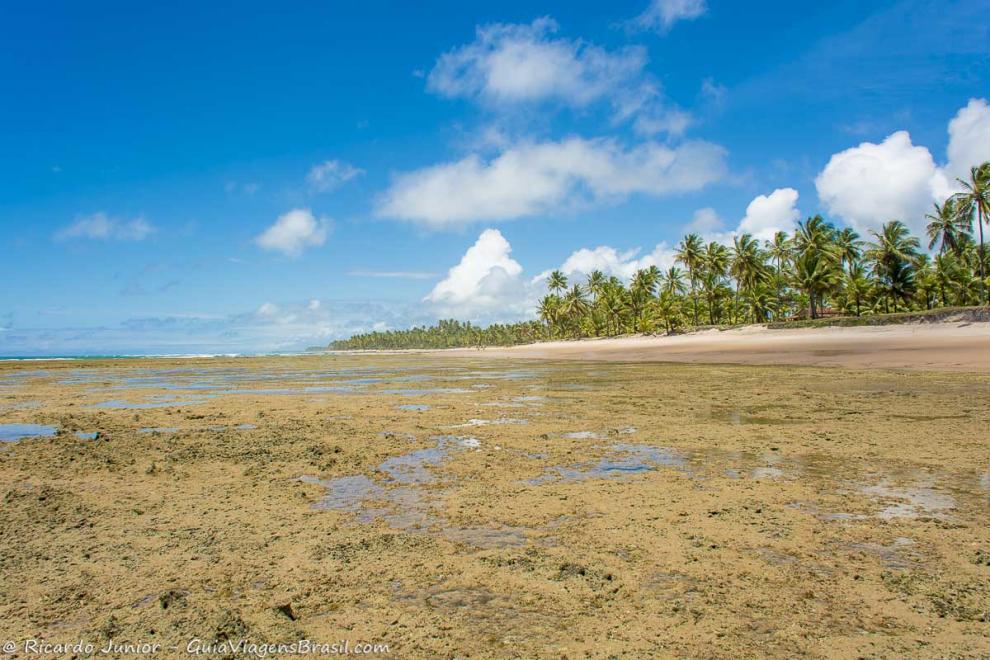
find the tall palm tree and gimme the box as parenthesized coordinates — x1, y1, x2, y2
(835, 227, 862, 275)
(629, 266, 660, 322)
(865, 220, 921, 313)
(586, 270, 606, 302)
(662, 266, 687, 297)
(561, 284, 589, 335)
(926, 197, 970, 256)
(792, 249, 837, 319)
(730, 233, 767, 322)
(953, 163, 990, 303)
(766, 231, 792, 319)
(537, 295, 561, 338)
(843, 263, 871, 317)
(675, 234, 704, 326)
(547, 270, 568, 296)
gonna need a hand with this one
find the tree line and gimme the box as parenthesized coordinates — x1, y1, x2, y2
(330, 163, 989, 349)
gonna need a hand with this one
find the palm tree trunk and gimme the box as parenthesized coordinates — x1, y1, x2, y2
(979, 206, 987, 304)
(690, 275, 698, 326)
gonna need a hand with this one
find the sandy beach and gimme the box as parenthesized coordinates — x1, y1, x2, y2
(443, 321, 990, 371)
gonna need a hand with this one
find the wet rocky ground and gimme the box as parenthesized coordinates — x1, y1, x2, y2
(0, 355, 988, 657)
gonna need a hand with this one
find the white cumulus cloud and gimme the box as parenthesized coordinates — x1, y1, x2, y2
(376, 137, 727, 228)
(633, 0, 708, 33)
(736, 188, 801, 241)
(55, 213, 155, 242)
(687, 189, 800, 245)
(815, 131, 941, 237)
(543, 243, 677, 283)
(684, 207, 724, 234)
(254, 208, 329, 258)
(427, 17, 686, 135)
(945, 98, 990, 183)
(424, 229, 531, 317)
(307, 159, 364, 192)
(815, 98, 990, 236)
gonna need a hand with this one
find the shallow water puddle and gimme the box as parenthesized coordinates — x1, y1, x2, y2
(381, 387, 472, 396)
(0, 423, 58, 442)
(396, 404, 430, 411)
(454, 417, 528, 427)
(526, 443, 687, 485)
(300, 435, 531, 548)
(860, 480, 956, 520)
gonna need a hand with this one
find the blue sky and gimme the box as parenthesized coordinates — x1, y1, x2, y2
(2, 0, 989, 355)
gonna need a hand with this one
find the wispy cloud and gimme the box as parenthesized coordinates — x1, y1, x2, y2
(427, 17, 688, 136)
(630, 0, 708, 33)
(55, 213, 155, 242)
(307, 159, 364, 193)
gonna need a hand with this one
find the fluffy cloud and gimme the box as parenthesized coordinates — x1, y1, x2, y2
(254, 208, 329, 257)
(544, 243, 677, 282)
(633, 0, 708, 32)
(816, 98, 990, 236)
(945, 98, 990, 183)
(686, 189, 800, 245)
(683, 207, 723, 234)
(735, 188, 801, 241)
(816, 132, 942, 237)
(55, 213, 155, 242)
(424, 229, 532, 318)
(427, 17, 685, 136)
(307, 159, 364, 192)
(376, 137, 727, 228)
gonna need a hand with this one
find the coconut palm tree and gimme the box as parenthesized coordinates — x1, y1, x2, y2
(842, 263, 871, 317)
(766, 231, 792, 319)
(835, 227, 862, 275)
(586, 270, 606, 302)
(560, 284, 589, 336)
(538, 295, 561, 338)
(730, 233, 767, 322)
(662, 266, 687, 298)
(652, 290, 681, 333)
(629, 266, 660, 322)
(865, 220, 921, 313)
(953, 163, 990, 303)
(926, 197, 970, 256)
(675, 234, 704, 326)
(547, 270, 568, 296)
(792, 249, 838, 319)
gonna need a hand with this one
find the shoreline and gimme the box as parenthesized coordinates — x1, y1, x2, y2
(434, 320, 990, 371)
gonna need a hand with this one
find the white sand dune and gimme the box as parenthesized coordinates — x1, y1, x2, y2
(442, 321, 990, 371)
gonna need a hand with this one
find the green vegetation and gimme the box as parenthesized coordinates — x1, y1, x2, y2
(331, 162, 990, 350)
(328, 319, 546, 350)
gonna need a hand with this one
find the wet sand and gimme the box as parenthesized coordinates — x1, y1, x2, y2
(444, 321, 990, 372)
(1, 356, 989, 657)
